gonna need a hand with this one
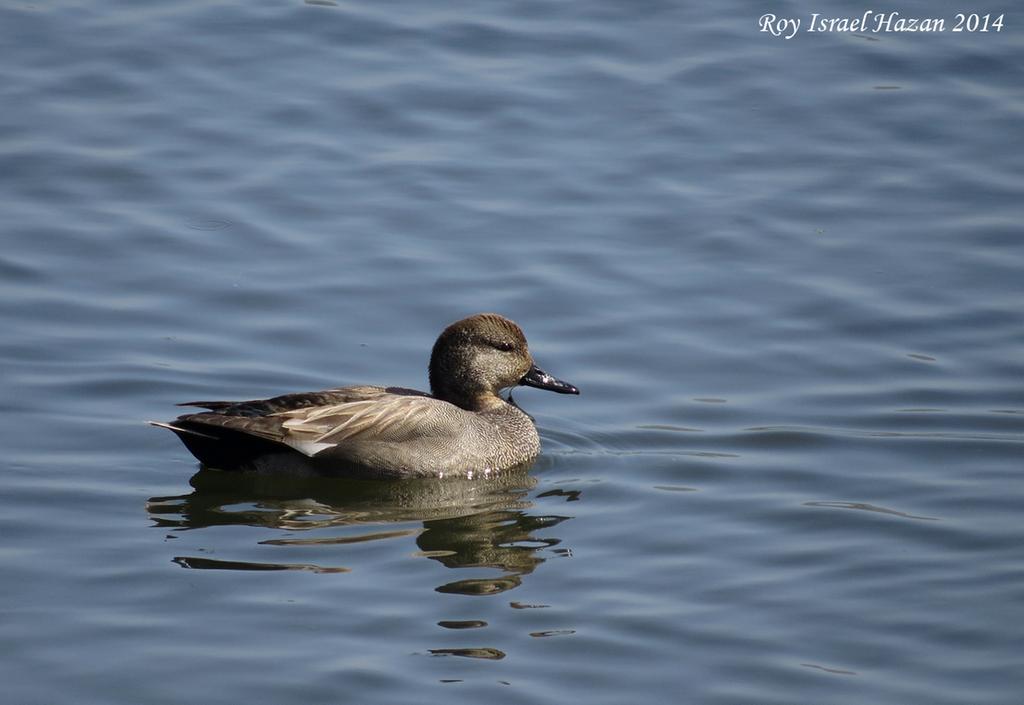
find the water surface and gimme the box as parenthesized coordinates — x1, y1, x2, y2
(2, 1, 1022, 703)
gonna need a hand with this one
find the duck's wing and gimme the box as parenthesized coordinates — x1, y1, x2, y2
(176, 386, 402, 416)
(274, 393, 463, 454)
(159, 386, 456, 459)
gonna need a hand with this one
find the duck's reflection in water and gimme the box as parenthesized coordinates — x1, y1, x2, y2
(146, 465, 573, 595)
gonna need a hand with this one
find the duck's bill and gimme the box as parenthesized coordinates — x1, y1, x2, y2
(520, 364, 580, 395)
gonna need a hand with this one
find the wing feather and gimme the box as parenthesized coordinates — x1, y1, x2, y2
(162, 386, 460, 461)
(276, 394, 458, 445)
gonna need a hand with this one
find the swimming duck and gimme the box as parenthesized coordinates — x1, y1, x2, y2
(151, 313, 578, 478)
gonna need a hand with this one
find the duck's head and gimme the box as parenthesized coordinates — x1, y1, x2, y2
(429, 313, 579, 410)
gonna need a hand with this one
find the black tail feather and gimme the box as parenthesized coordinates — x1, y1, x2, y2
(176, 400, 238, 411)
(150, 419, 287, 471)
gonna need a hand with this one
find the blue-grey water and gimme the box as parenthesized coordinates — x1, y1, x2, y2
(2, 1, 1022, 703)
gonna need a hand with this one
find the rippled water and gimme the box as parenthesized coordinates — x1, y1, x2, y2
(2, 1, 1022, 703)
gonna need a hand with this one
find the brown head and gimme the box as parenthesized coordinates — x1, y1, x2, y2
(428, 313, 579, 410)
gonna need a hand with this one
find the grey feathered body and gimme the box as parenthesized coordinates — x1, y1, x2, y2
(163, 386, 541, 478)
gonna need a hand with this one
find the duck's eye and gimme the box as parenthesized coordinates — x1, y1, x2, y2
(493, 341, 516, 352)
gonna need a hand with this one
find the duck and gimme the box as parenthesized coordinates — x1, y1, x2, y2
(151, 313, 579, 478)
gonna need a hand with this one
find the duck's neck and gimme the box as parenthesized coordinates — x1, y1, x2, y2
(433, 387, 508, 413)
(428, 354, 504, 412)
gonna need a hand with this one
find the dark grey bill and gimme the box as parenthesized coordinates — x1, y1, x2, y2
(519, 364, 580, 395)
